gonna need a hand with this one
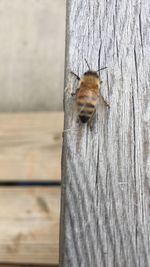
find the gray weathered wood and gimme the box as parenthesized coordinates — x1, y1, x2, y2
(60, 0, 150, 266)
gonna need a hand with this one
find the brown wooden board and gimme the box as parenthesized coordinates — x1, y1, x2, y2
(0, 112, 63, 181)
(0, 187, 60, 265)
(0, 265, 58, 267)
(0, 266, 58, 267)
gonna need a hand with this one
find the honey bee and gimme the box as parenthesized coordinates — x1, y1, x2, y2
(71, 59, 109, 124)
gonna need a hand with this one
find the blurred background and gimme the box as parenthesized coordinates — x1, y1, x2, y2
(0, 0, 65, 266)
(0, 0, 65, 111)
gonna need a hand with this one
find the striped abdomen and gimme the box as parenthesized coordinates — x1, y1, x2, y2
(76, 93, 97, 123)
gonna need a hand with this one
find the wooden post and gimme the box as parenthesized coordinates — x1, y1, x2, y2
(60, 0, 150, 266)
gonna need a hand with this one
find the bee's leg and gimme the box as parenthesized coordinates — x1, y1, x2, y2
(99, 83, 110, 107)
(98, 90, 110, 107)
(71, 71, 80, 96)
(71, 88, 79, 97)
(102, 96, 110, 107)
(88, 110, 96, 130)
(71, 92, 76, 96)
(76, 116, 80, 124)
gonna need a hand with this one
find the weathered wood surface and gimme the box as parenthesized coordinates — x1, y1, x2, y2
(0, 187, 60, 265)
(60, 0, 150, 266)
(0, 112, 63, 181)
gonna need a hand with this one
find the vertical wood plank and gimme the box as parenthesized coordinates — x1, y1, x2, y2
(60, 0, 150, 266)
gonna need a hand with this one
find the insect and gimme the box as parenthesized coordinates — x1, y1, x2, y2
(71, 59, 110, 124)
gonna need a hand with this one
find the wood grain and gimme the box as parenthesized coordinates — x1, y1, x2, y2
(60, 0, 150, 266)
(0, 112, 63, 181)
(0, 187, 60, 265)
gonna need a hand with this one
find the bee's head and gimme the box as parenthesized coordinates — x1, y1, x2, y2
(71, 59, 107, 82)
(84, 70, 99, 79)
(84, 59, 107, 78)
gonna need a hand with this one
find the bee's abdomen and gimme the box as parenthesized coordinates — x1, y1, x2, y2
(77, 96, 96, 123)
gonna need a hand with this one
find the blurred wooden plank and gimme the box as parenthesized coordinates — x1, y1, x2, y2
(0, 265, 58, 267)
(0, 266, 58, 267)
(0, 266, 57, 267)
(0, 112, 63, 181)
(0, 187, 60, 265)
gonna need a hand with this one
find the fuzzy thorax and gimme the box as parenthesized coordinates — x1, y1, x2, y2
(79, 72, 100, 89)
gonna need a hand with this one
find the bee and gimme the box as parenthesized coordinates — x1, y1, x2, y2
(71, 59, 110, 124)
